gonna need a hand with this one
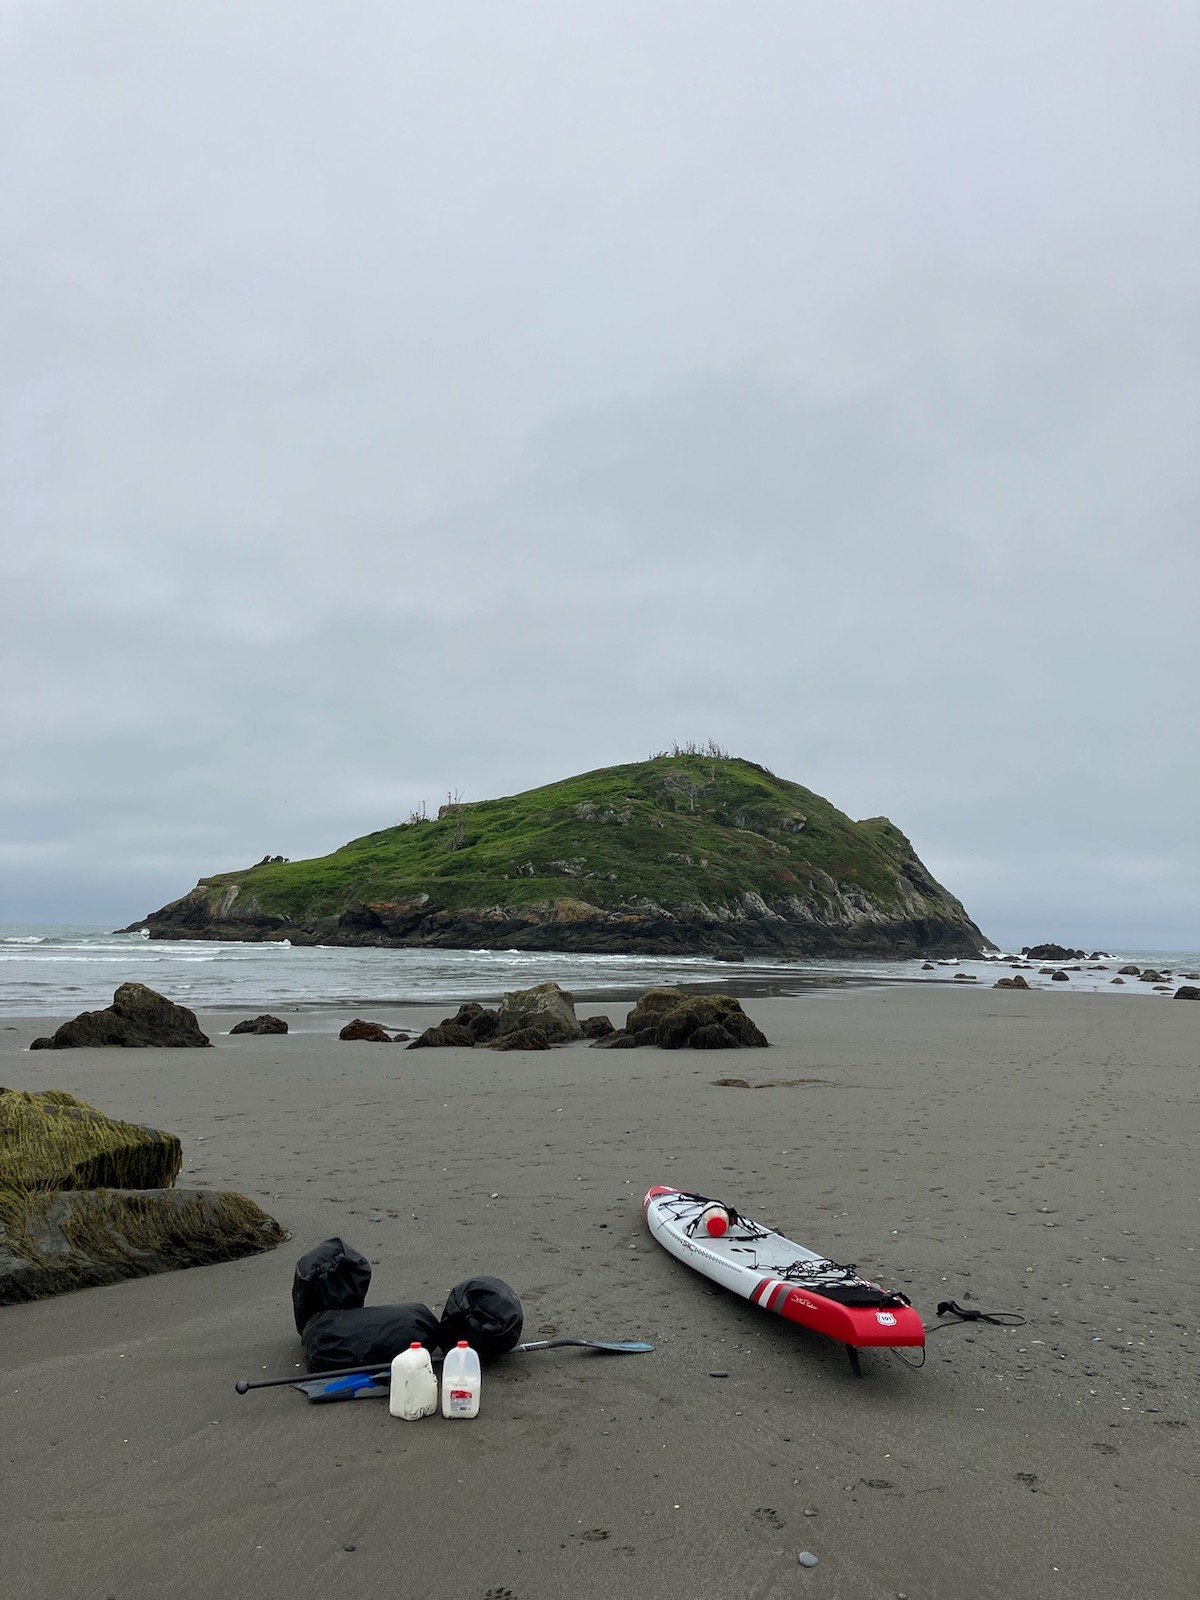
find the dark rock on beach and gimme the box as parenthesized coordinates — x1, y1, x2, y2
(1051, 970, 1070, 981)
(442, 1003, 499, 1042)
(655, 994, 769, 1049)
(487, 1027, 551, 1051)
(1174, 986, 1199, 1000)
(230, 1015, 288, 1035)
(590, 1028, 658, 1049)
(994, 974, 1030, 990)
(407, 1023, 475, 1049)
(339, 1019, 393, 1042)
(580, 1014, 615, 1039)
(29, 983, 210, 1050)
(589, 989, 768, 1050)
(1023, 944, 1086, 961)
(625, 988, 689, 1035)
(497, 981, 583, 1044)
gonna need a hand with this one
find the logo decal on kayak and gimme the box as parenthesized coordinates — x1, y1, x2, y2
(875, 1311, 897, 1326)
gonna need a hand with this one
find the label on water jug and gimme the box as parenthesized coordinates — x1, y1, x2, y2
(448, 1388, 473, 1414)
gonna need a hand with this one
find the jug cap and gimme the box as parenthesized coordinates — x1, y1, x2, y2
(457, 1340, 469, 1348)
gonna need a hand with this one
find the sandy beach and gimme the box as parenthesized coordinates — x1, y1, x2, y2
(2, 986, 1196, 1600)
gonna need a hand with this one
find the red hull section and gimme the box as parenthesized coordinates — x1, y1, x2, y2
(751, 1273, 924, 1348)
(643, 1185, 925, 1352)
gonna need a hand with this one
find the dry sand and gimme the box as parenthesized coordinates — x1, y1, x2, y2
(1, 986, 1196, 1600)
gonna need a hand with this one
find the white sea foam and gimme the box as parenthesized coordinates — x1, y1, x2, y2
(0, 924, 1195, 1018)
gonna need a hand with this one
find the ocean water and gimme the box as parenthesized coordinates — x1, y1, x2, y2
(1, 925, 1196, 1019)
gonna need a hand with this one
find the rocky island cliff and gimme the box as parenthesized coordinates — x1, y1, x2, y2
(128, 756, 992, 959)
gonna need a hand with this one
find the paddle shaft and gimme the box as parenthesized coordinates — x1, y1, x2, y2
(235, 1337, 652, 1392)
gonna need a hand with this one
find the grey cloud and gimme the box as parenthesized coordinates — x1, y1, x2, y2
(2, 2, 1197, 946)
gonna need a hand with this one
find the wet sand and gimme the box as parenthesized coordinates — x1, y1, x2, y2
(2, 987, 1196, 1600)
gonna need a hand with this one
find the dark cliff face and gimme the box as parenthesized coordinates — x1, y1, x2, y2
(128, 757, 993, 960)
(134, 896, 989, 959)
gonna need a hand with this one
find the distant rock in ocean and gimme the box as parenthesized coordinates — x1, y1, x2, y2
(127, 756, 992, 962)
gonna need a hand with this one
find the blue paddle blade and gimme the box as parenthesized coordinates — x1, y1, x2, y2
(296, 1373, 389, 1403)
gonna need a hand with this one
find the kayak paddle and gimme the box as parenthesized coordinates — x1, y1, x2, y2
(235, 1337, 653, 1392)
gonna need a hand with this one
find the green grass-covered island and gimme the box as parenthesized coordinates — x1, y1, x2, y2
(129, 755, 992, 958)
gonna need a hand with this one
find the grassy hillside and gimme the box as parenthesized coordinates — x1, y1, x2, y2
(193, 755, 963, 925)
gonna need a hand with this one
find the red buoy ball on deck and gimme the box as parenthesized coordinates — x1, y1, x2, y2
(703, 1208, 729, 1237)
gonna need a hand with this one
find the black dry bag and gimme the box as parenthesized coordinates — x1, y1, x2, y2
(291, 1237, 372, 1335)
(301, 1303, 441, 1372)
(439, 1275, 524, 1360)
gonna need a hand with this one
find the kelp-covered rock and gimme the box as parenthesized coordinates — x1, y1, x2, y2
(0, 1089, 182, 1192)
(230, 1015, 288, 1035)
(594, 991, 770, 1049)
(32, 983, 210, 1049)
(497, 981, 582, 1043)
(652, 995, 769, 1050)
(0, 1186, 285, 1305)
(625, 987, 686, 1035)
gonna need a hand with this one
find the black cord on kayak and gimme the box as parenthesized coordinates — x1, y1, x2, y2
(929, 1299, 1026, 1329)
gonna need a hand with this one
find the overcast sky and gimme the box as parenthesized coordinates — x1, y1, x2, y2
(2, 1, 1197, 949)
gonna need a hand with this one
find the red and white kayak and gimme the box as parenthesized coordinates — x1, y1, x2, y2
(644, 1186, 924, 1372)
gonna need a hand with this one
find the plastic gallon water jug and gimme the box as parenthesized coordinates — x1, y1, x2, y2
(389, 1342, 438, 1420)
(697, 1204, 729, 1238)
(441, 1341, 482, 1418)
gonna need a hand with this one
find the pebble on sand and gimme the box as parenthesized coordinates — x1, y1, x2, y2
(798, 1551, 819, 1567)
